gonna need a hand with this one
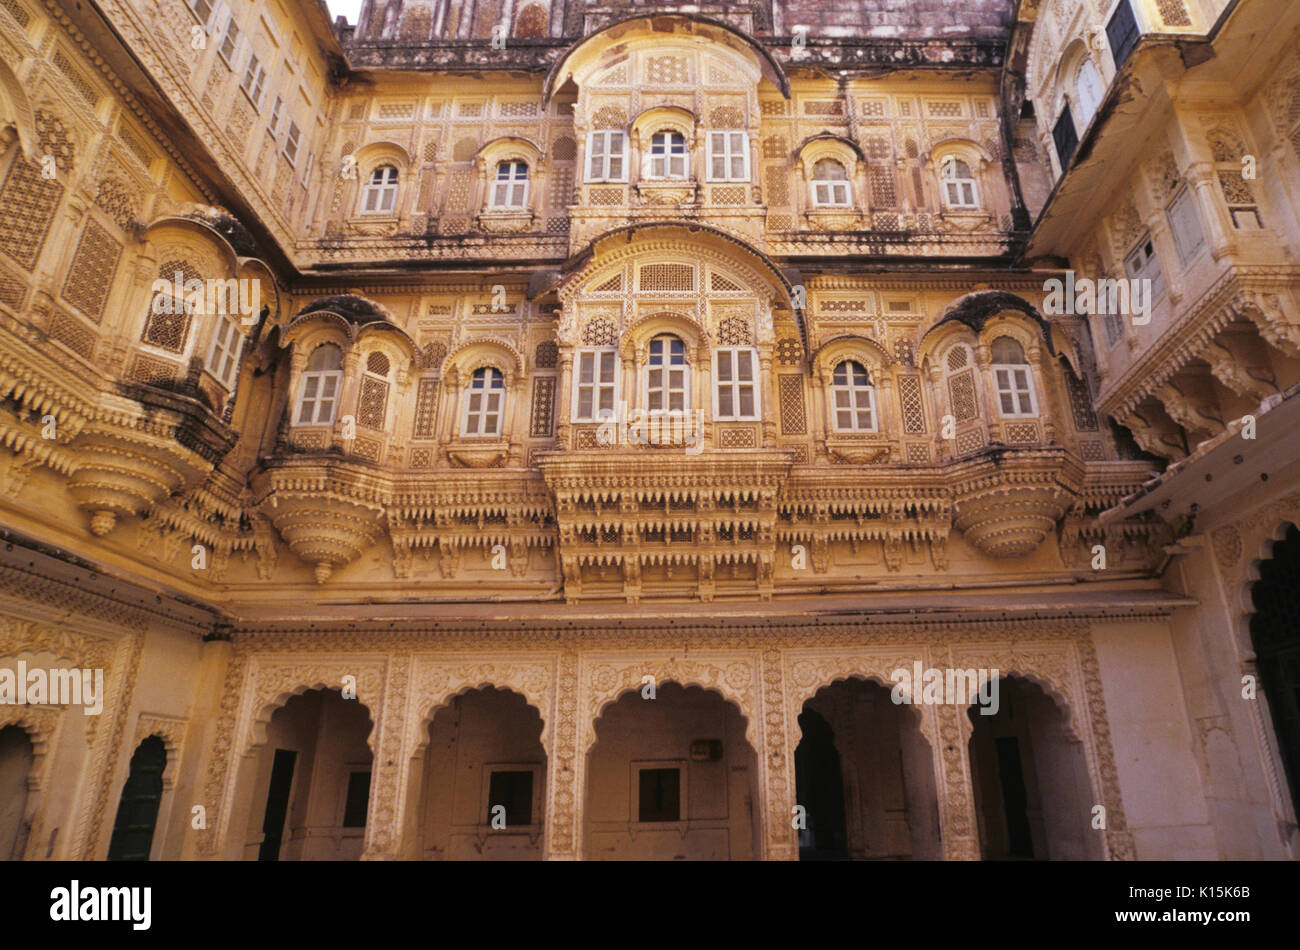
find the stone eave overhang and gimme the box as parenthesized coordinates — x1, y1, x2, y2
(338, 38, 1006, 79)
(0, 527, 225, 637)
(1098, 378, 1300, 531)
(225, 586, 1196, 635)
(773, 245, 1029, 269)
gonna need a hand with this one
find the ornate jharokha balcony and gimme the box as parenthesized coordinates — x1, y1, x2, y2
(240, 431, 1161, 598)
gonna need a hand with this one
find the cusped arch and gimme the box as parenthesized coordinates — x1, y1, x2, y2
(811, 335, 892, 381)
(796, 132, 866, 171)
(0, 707, 60, 789)
(587, 677, 759, 758)
(786, 671, 936, 749)
(235, 258, 280, 325)
(978, 669, 1086, 745)
(1235, 514, 1300, 648)
(917, 320, 979, 375)
(354, 320, 419, 369)
(978, 314, 1045, 361)
(926, 137, 995, 170)
(621, 309, 708, 360)
(410, 680, 551, 758)
(243, 677, 380, 758)
(920, 291, 1051, 365)
(475, 135, 544, 170)
(444, 336, 526, 387)
(352, 140, 414, 176)
(282, 310, 357, 351)
(631, 105, 697, 144)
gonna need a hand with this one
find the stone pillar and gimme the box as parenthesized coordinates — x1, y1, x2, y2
(1186, 159, 1236, 262)
(810, 365, 830, 460)
(506, 374, 526, 464)
(337, 346, 363, 450)
(542, 651, 581, 859)
(973, 343, 1001, 441)
(758, 649, 797, 860)
(931, 698, 981, 860)
(696, 343, 712, 445)
(556, 352, 574, 447)
(928, 362, 950, 460)
(438, 367, 461, 451)
(759, 350, 777, 447)
(179, 629, 234, 859)
(362, 654, 411, 860)
(1026, 342, 1055, 443)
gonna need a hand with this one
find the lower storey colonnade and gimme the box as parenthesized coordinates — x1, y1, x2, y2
(151, 621, 1129, 862)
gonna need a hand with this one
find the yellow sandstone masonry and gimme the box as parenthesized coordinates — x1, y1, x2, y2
(0, 0, 1296, 862)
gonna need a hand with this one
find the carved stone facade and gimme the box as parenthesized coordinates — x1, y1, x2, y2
(0, 0, 1296, 862)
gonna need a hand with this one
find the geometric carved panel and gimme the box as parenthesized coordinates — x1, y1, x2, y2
(531, 375, 556, 438)
(1065, 369, 1099, 431)
(61, 219, 121, 323)
(897, 374, 926, 433)
(413, 376, 439, 439)
(0, 157, 64, 271)
(949, 370, 978, 423)
(778, 374, 806, 434)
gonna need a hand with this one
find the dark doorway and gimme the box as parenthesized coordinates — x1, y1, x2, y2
(0, 725, 34, 860)
(1251, 524, 1300, 824)
(795, 707, 848, 859)
(995, 736, 1035, 857)
(106, 736, 166, 860)
(258, 748, 298, 861)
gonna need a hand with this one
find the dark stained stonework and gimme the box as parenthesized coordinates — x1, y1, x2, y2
(343, 0, 1013, 71)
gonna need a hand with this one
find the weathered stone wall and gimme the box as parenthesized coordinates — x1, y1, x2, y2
(774, 0, 1015, 39)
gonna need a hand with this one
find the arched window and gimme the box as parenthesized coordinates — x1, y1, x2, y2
(646, 335, 688, 412)
(491, 161, 530, 208)
(361, 165, 399, 214)
(830, 360, 877, 432)
(940, 158, 979, 209)
(811, 159, 851, 207)
(296, 343, 343, 425)
(647, 132, 688, 179)
(1074, 58, 1104, 129)
(462, 366, 506, 436)
(990, 336, 1037, 417)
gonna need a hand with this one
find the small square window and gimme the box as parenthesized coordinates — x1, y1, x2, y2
(487, 770, 533, 827)
(637, 767, 681, 822)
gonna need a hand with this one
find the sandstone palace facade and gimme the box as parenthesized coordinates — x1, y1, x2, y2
(0, 0, 1298, 862)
